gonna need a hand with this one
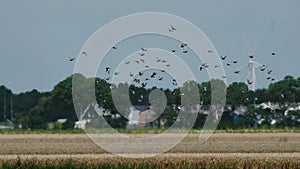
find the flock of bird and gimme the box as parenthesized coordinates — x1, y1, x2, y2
(102, 46, 179, 92)
(69, 24, 277, 89)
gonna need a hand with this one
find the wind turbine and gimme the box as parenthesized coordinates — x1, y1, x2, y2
(234, 34, 267, 91)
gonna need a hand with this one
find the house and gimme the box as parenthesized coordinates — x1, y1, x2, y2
(0, 120, 14, 130)
(126, 106, 140, 129)
(126, 105, 158, 129)
(47, 118, 68, 129)
(74, 103, 109, 129)
(139, 109, 157, 128)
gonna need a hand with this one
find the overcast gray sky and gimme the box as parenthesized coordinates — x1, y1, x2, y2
(0, 0, 299, 93)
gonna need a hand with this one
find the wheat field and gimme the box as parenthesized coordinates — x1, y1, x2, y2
(0, 133, 300, 168)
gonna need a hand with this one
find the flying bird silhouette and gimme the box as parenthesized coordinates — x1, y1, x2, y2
(180, 43, 187, 48)
(247, 79, 253, 84)
(260, 67, 266, 71)
(150, 72, 157, 78)
(202, 63, 209, 68)
(105, 67, 111, 74)
(125, 60, 130, 65)
(68, 57, 75, 62)
(234, 70, 240, 74)
(139, 59, 145, 63)
(220, 55, 227, 60)
(232, 60, 238, 64)
(134, 78, 140, 84)
(171, 25, 176, 31)
(141, 82, 147, 87)
(172, 79, 178, 85)
(141, 47, 147, 51)
(81, 51, 87, 56)
(267, 70, 273, 74)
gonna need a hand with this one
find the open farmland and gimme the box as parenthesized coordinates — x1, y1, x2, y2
(0, 133, 300, 168)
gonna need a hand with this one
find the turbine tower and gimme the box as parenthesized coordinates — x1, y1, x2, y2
(240, 34, 266, 91)
(247, 59, 265, 91)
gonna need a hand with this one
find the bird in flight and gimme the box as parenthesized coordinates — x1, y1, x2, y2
(141, 82, 147, 87)
(141, 47, 147, 52)
(105, 67, 111, 74)
(168, 25, 176, 32)
(125, 60, 130, 65)
(81, 51, 87, 56)
(232, 60, 238, 64)
(180, 43, 187, 48)
(112, 46, 117, 50)
(234, 70, 240, 74)
(267, 70, 273, 74)
(171, 25, 176, 31)
(134, 78, 140, 84)
(220, 55, 227, 60)
(172, 79, 178, 85)
(130, 86, 136, 94)
(139, 52, 145, 56)
(171, 49, 176, 53)
(138, 95, 144, 102)
(150, 72, 157, 78)
(271, 52, 276, 56)
(202, 63, 209, 68)
(182, 50, 188, 54)
(68, 57, 75, 62)
(249, 55, 254, 59)
(156, 57, 161, 62)
(247, 79, 253, 85)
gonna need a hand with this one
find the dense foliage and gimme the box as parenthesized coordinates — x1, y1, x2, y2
(1, 74, 300, 130)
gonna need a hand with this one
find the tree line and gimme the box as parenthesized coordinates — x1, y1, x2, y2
(1, 74, 300, 130)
